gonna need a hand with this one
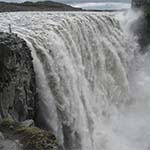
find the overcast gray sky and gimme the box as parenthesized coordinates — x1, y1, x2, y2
(0, 0, 131, 3)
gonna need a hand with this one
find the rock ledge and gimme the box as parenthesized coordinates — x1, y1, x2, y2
(0, 32, 36, 122)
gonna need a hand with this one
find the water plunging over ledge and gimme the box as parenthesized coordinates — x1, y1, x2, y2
(0, 11, 149, 150)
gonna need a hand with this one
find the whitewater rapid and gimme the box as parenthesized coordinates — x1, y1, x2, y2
(0, 11, 150, 150)
(70, 2, 131, 10)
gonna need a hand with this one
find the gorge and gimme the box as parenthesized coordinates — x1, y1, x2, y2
(0, 8, 150, 150)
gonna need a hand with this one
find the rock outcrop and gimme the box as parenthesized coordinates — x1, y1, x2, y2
(131, 10, 150, 52)
(0, 118, 61, 150)
(0, 32, 36, 122)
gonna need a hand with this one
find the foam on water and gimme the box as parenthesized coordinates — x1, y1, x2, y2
(70, 2, 131, 10)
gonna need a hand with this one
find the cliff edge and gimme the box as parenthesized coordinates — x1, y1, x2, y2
(0, 32, 61, 150)
(0, 32, 36, 122)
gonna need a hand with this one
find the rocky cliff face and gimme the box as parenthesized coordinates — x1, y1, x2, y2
(131, 11, 150, 52)
(0, 33, 61, 150)
(0, 32, 36, 122)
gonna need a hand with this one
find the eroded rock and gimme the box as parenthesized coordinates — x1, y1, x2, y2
(0, 32, 36, 122)
(20, 119, 34, 127)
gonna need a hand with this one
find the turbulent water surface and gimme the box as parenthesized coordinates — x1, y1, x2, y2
(0, 11, 150, 150)
(70, 2, 131, 10)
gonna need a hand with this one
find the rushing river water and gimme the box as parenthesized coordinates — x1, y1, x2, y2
(0, 11, 150, 150)
(70, 2, 131, 10)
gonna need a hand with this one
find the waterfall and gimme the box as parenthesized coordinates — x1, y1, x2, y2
(0, 11, 147, 150)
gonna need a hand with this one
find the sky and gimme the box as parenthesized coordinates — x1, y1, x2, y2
(0, 0, 131, 10)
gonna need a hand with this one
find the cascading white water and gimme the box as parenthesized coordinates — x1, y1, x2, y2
(0, 11, 149, 150)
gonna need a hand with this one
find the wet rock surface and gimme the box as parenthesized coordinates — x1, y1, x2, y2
(0, 131, 22, 150)
(20, 119, 34, 127)
(0, 33, 62, 150)
(131, 11, 150, 52)
(0, 139, 22, 150)
(0, 32, 36, 122)
(0, 119, 61, 150)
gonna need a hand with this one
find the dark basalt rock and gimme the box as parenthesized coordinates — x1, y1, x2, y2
(0, 32, 37, 122)
(131, 9, 150, 52)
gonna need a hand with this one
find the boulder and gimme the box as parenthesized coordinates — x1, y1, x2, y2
(20, 119, 34, 127)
